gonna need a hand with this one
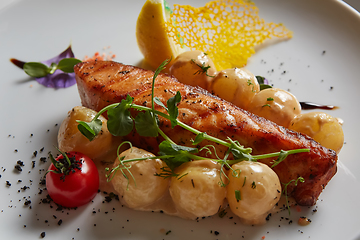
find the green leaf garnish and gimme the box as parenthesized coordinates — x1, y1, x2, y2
(135, 111, 159, 137)
(192, 132, 207, 145)
(167, 91, 181, 128)
(256, 76, 272, 90)
(77, 119, 103, 141)
(154, 97, 167, 110)
(57, 58, 82, 73)
(158, 140, 198, 170)
(11, 45, 81, 88)
(22, 58, 81, 78)
(23, 62, 50, 78)
(107, 95, 134, 136)
(271, 150, 291, 168)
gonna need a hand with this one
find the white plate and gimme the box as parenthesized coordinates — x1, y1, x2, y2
(1, 0, 360, 239)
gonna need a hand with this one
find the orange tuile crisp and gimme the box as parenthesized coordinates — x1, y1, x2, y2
(165, 0, 292, 70)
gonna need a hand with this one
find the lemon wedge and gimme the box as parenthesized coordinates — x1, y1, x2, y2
(136, 0, 185, 70)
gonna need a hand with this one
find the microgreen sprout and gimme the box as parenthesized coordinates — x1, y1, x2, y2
(77, 59, 309, 190)
(46, 148, 82, 181)
(282, 177, 305, 215)
(10, 45, 81, 88)
(22, 58, 81, 78)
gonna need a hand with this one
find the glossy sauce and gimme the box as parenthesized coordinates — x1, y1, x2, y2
(300, 102, 338, 110)
(95, 152, 281, 223)
(10, 58, 26, 69)
(169, 50, 217, 90)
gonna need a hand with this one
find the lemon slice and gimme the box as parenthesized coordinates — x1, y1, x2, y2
(136, 0, 185, 70)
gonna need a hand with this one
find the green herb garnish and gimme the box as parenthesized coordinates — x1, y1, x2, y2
(23, 58, 81, 78)
(77, 59, 309, 188)
(191, 59, 215, 77)
(235, 190, 241, 202)
(282, 177, 305, 215)
(256, 76, 272, 90)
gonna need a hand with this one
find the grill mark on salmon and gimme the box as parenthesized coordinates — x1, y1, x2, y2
(74, 60, 337, 206)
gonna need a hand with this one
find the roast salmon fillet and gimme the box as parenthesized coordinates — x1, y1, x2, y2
(74, 60, 337, 206)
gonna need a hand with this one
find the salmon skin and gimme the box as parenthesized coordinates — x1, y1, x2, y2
(74, 60, 337, 206)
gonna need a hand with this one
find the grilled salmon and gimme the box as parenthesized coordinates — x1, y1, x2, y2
(74, 60, 337, 206)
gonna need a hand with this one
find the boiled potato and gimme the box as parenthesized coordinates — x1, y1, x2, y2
(210, 68, 260, 110)
(169, 50, 217, 89)
(111, 147, 169, 209)
(58, 106, 113, 160)
(226, 161, 281, 224)
(289, 112, 344, 153)
(169, 160, 226, 219)
(248, 88, 301, 128)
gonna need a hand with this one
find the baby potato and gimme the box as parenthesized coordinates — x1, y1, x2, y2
(226, 161, 281, 224)
(169, 160, 226, 219)
(111, 147, 169, 209)
(169, 50, 217, 89)
(58, 106, 113, 160)
(289, 112, 344, 153)
(210, 68, 260, 110)
(248, 88, 301, 128)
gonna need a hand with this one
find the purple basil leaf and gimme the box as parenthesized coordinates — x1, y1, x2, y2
(36, 45, 77, 88)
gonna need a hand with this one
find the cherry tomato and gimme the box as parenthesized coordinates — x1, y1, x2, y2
(46, 151, 99, 208)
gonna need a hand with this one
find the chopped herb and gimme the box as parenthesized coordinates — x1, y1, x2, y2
(191, 59, 215, 77)
(251, 181, 256, 189)
(242, 176, 246, 187)
(235, 190, 241, 202)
